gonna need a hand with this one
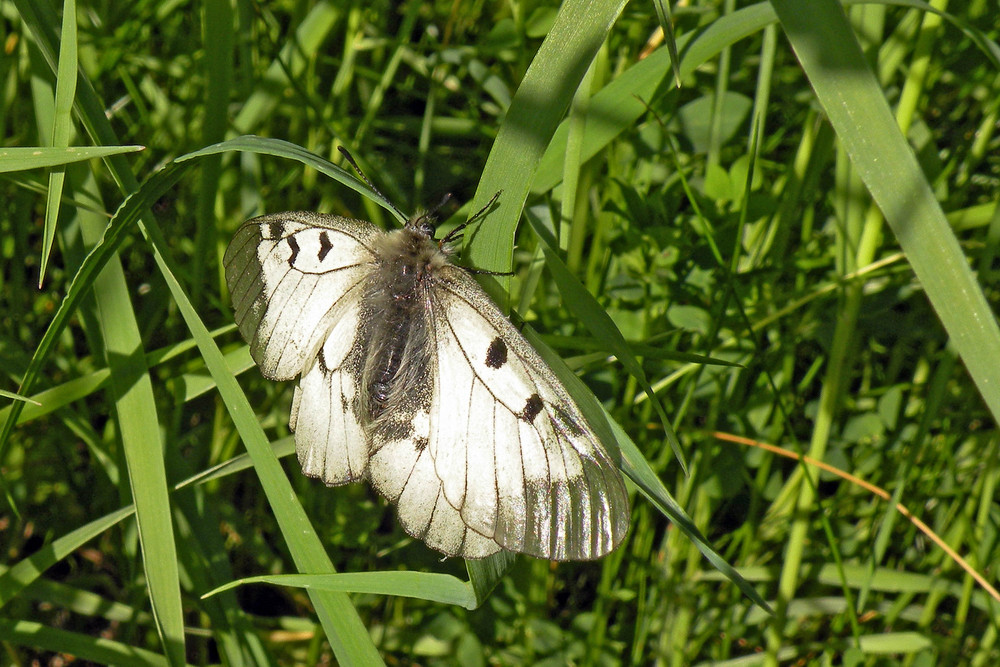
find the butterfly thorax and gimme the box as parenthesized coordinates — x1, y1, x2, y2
(358, 226, 448, 441)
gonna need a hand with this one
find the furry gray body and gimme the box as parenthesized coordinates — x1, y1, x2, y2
(357, 226, 447, 444)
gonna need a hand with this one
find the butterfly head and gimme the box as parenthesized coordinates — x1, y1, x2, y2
(406, 210, 441, 240)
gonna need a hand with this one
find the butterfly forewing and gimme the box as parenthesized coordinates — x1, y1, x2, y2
(223, 212, 379, 381)
(225, 205, 630, 561)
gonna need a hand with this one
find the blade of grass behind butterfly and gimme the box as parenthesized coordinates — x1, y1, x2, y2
(464, 0, 630, 292)
(38, 0, 78, 287)
(182, 136, 406, 224)
(465, 550, 516, 603)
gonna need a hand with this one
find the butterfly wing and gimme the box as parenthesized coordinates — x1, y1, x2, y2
(422, 267, 630, 561)
(224, 211, 379, 484)
(227, 211, 629, 560)
(367, 413, 505, 558)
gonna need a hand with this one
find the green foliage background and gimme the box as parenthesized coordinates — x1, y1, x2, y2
(2, 0, 1000, 664)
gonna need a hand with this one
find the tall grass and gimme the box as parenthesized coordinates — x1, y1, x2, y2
(2, 0, 999, 664)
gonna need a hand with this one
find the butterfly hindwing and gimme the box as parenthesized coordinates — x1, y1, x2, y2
(362, 332, 505, 558)
(367, 409, 503, 559)
(290, 295, 370, 485)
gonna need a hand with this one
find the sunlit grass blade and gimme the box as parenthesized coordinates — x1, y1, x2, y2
(774, 0, 1000, 513)
(182, 136, 402, 221)
(204, 572, 481, 611)
(39, 0, 79, 287)
(0, 145, 143, 172)
(468, 0, 630, 288)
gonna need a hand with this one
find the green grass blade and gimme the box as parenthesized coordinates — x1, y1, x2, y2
(143, 153, 384, 664)
(466, 551, 516, 603)
(39, 0, 78, 286)
(467, 0, 630, 292)
(0, 619, 180, 667)
(182, 136, 401, 220)
(0, 145, 143, 171)
(205, 572, 480, 611)
(87, 229, 186, 666)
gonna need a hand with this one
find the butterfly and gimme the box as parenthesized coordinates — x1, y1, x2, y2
(223, 158, 629, 560)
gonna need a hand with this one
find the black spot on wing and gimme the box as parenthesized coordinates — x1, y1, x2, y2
(286, 234, 300, 265)
(485, 337, 508, 369)
(267, 221, 283, 239)
(414, 436, 428, 451)
(318, 230, 333, 261)
(518, 393, 544, 423)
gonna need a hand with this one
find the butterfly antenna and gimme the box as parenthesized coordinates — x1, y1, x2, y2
(441, 190, 502, 244)
(337, 146, 409, 221)
(426, 192, 453, 219)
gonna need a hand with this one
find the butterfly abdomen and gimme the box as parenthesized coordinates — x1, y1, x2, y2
(359, 227, 447, 439)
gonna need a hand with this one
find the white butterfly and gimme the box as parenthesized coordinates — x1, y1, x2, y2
(223, 182, 629, 560)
